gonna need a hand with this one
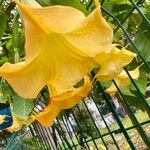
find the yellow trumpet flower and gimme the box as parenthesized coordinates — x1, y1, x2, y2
(0, 0, 113, 98)
(34, 76, 91, 127)
(95, 46, 137, 82)
(106, 66, 140, 94)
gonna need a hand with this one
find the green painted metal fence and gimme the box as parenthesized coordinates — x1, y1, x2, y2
(5, 0, 150, 149)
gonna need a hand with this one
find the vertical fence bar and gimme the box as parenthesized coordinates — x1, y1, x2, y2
(113, 79, 150, 148)
(76, 105, 99, 150)
(53, 122, 67, 150)
(94, 79, 136, 150)
(71, 109, 91, 150)
(56, 118, 73, 149)
(90, 92, 121, 150)
(82, 99, 110, 150)
(60, 113, 78, 150)
(63, 112, 84, 149)
(35, 123, 51, 149)
(29, 126, 41, 150)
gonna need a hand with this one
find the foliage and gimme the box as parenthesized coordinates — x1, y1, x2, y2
(7, 136, 51, 150)
(0, 80, 12, 103)
(20, 137, 51, 150)
(72, 102, 99, 138)
(12, 94, 34, 118)
(102, 0, 150, 110)
(0, 10, 7, 39)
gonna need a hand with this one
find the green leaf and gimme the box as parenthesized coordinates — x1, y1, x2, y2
(0, 81, 12, 103)
(120, 66, 148, 111)
(112, 4, 131, 12)
(139, 5, 150, 31)
(12, 13, 22, 63)
(120, 87, 146, 111)
(37, 0, 89, 15)
(12, 95, 34, 118)
(103, 0, 131, 13)
(121, 93, 146, 112)
(36, 0, 53, 6)
(50, 0, 89, 15)
(0, 10, 7, 39)
(128, 12, 142, 33)
(130, 66, 148, 94)
(0, 56, 9, 66)
(134, 30, 150, 62)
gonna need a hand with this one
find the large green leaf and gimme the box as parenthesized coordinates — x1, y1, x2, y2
(130, 66, 148, 94)
(134, 30, 150, 62)
(0, 10, 7, 39)
(121, 93, 146, 112)
(12, 95, 34, 118)
(120, 66, 148, 111)
(120, 84, 147, 111)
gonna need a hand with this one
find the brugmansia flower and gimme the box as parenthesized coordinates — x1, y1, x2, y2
(95, 46, 137, 82)
(0, 0, 113, 98)
(0, 115, 6, 124)
(34, 76, 91, 127)
(0, 1, 136, 98)
(106, 66, 140, 94)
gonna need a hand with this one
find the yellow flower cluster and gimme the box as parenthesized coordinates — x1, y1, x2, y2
(0, 0, 138, 129)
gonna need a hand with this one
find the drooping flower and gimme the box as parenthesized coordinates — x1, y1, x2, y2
(34, 76, 91, 127)
(95, 46, 137, 81)
(0, 0, 113, 98)
(106, 66, 140, 94)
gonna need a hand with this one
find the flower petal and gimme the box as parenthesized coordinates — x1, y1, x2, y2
(95, 46, 137, 81)
(6, 115, 23, 132)
(0, 58, 54, 98)
(1, 2, 105, 98)
(65, 7, 113, 57)
(16, 2, 86, 34)
(106, 66, 140, 93)
(34, 76, 91, 127)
